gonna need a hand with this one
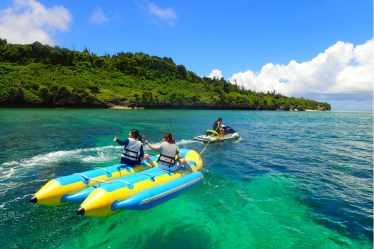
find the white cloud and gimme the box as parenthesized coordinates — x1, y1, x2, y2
(136, 0, 177, 26)
(208, 69, 223, 80)
(89, 7, 108, 24)
(148, 3, 176, 23)
(0, 0, 72, 45)
(229, 39, 374, 102)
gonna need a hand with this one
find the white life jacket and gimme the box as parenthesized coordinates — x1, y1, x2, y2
(158, 142, 178, 167)
(122, 138, 142, 163)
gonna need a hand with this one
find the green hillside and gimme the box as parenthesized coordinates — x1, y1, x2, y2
(0, 39, 330, 110)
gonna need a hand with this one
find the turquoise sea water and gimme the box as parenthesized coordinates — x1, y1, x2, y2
(0, 109, 372, 249)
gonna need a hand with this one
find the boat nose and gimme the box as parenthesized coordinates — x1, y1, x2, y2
(76, 207, 85, 215)
(29, 196, 37, 203)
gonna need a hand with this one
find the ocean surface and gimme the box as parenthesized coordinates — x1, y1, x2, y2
(0, 109, 372, 249)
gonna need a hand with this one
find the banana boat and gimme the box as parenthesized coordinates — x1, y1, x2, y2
(76, 149, 203, 218)
(113, 171, 203, 210)
(29, 160, 153, 206)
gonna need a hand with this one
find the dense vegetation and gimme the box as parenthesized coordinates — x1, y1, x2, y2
(0, 39, 330, 110)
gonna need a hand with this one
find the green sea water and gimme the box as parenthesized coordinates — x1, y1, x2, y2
(0, 109, 372, 249)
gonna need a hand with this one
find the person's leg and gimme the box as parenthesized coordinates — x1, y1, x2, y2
(220, 128, 225, 138)
(168, 164, 181, 172)
(157, 163, 168, 170)
(143, 154, 155, 167)
(180, 158, 194, 172)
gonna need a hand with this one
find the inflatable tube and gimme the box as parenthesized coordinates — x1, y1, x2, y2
(76, 149, 203, 218)
(63, 164, 159, 204)
(113, 171, 203, 210)
(29, 160, 153, 206)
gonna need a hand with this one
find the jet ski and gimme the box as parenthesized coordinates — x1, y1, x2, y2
(193, 125, 240, 143)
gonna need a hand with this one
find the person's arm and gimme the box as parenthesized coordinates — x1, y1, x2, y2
(142, 136, 160, 150)
(145, 141, 160, 150)
(114, 135, 128, 146)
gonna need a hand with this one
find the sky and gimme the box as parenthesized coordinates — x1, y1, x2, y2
(0, 0, 373, 111)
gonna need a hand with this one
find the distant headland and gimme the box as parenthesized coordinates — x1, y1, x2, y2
(0, 39, 330, 111)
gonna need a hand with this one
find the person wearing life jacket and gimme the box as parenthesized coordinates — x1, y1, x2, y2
(113, 129, 144, 166)
(142, 132, 193, 172)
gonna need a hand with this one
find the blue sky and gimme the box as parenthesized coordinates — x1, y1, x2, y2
(0, 0, 373, 111)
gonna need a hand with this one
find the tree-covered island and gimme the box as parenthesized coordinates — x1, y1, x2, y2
(0, 39, 330, 110)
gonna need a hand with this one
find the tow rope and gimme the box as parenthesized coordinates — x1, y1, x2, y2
(199, 138, 214, 155)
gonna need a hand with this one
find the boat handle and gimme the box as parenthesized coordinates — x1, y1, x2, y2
(74, 173, 107, 185)
(109, 179, 133, 189)
(95, 167, 111, 176)
(140, 173, 155, 181)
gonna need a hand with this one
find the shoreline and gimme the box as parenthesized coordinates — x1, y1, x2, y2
(0, 104, 331, 111)
(108, 105, 144, 110)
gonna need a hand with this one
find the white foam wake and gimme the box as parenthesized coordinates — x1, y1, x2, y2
(1, 146, 119, 168)
(0, 146, 120, 181)
(177, 139, 198, 145)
